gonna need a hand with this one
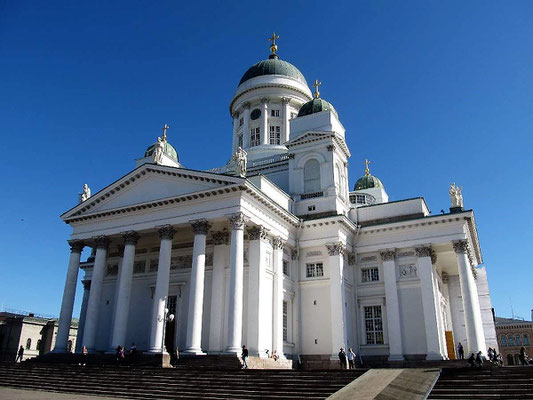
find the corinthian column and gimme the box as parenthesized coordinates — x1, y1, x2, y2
(54, 240, 84, 353)
(83, 236, 110, 352)
(272, 237, 286, 359)
(184, 219, 211, 355)
(226, 212, 247, 353)
(261, 97, 269, 145)
(148, 225, 176, 353)
(110, 231, 140, 351)
(282, 97, 290, 143)
(380, 249, 404, 360)
(209, 230, 229, 352)
(326, 242, 348, 358)
(453, 240, 486, 355)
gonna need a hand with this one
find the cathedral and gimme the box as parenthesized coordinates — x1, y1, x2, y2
(54, 36, 497, 366)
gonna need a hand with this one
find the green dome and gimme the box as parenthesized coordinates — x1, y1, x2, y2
(354, 174, 383, 191)
(297, 98, 338, 118)
(239, 55, 308, 86)
(144, 141, 179, 163)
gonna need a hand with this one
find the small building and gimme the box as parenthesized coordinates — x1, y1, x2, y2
(495, 316, 533, 365)
(0, 312, 77, 362)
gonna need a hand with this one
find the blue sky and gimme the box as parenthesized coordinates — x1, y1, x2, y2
(0, 1, 531, 321)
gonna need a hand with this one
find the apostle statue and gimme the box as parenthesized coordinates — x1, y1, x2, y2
(79, 183, 91, 203)
(231, 147, 247, 177)
(153, 137, 164, 164)
(449, 182, 463, 208)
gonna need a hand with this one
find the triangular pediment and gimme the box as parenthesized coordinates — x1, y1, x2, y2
(62, 164, 244, 221)
(286, 131, 331, 147)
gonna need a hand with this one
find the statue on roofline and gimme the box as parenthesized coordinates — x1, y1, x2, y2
(153, 137, 164, 164)
(79, 183, 91, 203)
(231, 147, 247, 177)
(449, 182, 463, 208)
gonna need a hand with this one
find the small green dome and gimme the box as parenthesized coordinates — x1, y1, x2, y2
(354, 174, 383, 191)
(297, 98, 338, 118)
(239, 55, 308, 86)
(144, 141, 179, 163)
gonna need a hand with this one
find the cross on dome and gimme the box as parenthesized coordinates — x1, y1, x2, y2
(268, 32, 280, 55)
(161, 123, 170, 141)
(313, 80, 322, 99)
(364, 159, 371, 176)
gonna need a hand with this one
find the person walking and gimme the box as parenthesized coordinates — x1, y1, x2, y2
(347, 348, 356, 369)
(338, 347, 347, 369)
(241, 345, 249, 369)
(457, 342, 464, 360)
(15, 346, 24, 362)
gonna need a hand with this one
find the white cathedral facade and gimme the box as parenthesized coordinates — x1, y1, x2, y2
(54, 38, 497, 366)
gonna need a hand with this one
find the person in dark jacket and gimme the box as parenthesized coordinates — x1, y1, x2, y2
(338, 347, 347, 369)
(15, 346, 24, 362)
(241, 345, 249, 369)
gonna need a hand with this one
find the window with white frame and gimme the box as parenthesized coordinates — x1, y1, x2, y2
(238, 133, 243, 148)
(283, 301, 288, 341)
(364, 306, 384, 344)
(271, 109, 280, 117)
(306, 262, 324, 278)
(303, 159, 321, 193)
(269, 125, 281, 145)
(283, 260, 289, 277)
(26, 338, 32, 350)
(362, 267, 379, 282)
(250, 127, 260, 147)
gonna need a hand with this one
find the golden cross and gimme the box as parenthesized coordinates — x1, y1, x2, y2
(364, 159, 371, 175)
(313, 80, 321, 99)
(162, 123, 170, 141)
(268, 32, 280, 54)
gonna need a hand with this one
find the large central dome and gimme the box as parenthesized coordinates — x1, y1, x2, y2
(238, 55, 308, 86)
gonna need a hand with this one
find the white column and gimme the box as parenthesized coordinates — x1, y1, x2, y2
(148, 225, 175, 353)
(261, 97, 269, 145)
(209, 231, 229, 352)
(226, 212, 247, 353)
(453, 240, 486, 355)
(247, 226, 268, 356)
(272, 237, 286, 358)
(282, 97, 290, 143)
(54, 240, 84, 353)
(326, 242, 348, 358)
(75, 280, 91, 353)
(184, 219, 211, 354)
(291, 250, 301, 354)
(109, 231, 139, 350)
(380, 249, 404, 361)
(416, 245, 443, 360)
(242, 103, 251, 149)
(232, 112, 239, 154)
(83, 236, 110, 352)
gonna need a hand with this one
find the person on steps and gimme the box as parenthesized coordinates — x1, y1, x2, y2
(241, 345, 248, 369)
(338, 347, 347, 369)
(15, 346, 24, 362)
(347, 348, 356, 369)
(457, 342, 464, 360)
(467, 353, 475, 367)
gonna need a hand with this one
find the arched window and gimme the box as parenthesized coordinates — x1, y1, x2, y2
(500, 335, 508, 347)
(524, 334, 530, 346)
(36, 340, 41, 351)
(509, 335, 515, 346)
(303, 159, 321, 193)
(25, 338, 31, 350)
(515, 334, 522, 346)
(507, 354, 514, 365)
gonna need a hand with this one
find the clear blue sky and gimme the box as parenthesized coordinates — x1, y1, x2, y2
(0, 1, 531, 321)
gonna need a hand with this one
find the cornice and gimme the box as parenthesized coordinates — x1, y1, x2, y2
(301, 214, 357, 234)
(286, 131, 350, 158)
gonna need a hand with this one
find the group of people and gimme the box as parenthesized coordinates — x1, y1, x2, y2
(338, 347, 357, 369)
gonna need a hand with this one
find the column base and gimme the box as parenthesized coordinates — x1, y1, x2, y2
(426, 352, 444, 361)
(145, 348, 168, 355)
(182, 348, 206, 356)
(225, 346, 242, 355)
(388, 354, 405, 361)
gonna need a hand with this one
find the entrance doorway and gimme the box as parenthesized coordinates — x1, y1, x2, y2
(164, 295, 177, 353)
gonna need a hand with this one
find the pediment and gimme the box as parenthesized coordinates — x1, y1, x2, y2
(62, 164, 243, 221)
(286, 131, 331, 147)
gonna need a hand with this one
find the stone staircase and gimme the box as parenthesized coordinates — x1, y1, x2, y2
(428, 366, 533, 399)
(0, 363, 364, 399)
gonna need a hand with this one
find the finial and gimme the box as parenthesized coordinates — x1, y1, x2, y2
(313, 80, 322, 99)
(268, 32, 280, 55)
(162, 123, 170, 142)
(364, 159, 371, 176)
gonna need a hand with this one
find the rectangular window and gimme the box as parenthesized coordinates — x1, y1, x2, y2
(133, 261, 146, 274)
(269, 125, 281, 145)
(149, 259, 158, 272)
(306, 262, 324, 278)
(283, 301, 288, 341)
(167, 295, 177, 316)
(364, 305, 384, 344)
(238, 134, 243, 148)
(362, 267, 379, 282)
(283, 260, 289, 277)
(271, 109, 280, 117)
(250, 127, 260, 147)
(239, 117, 243, 127)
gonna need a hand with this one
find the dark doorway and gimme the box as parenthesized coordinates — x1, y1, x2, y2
(507, 354, 514, 365)
(164, 295, 177, 353)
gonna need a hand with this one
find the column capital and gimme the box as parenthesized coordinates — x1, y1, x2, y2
(431, 249, 438, 265)
(242, 102, 251, 110)
(228, 212, 248, 230)
(348, 253, 356, 265)
(212, 230, 230, 245)
(415, 245, 432, 258)
(190, 219, 212, 235)
(93, 236, 110, 250)
(380, 249, 396, 261)
(122, 231, 140, 245)
(272, 237, 286, 250)
(82, 280, 91, 290)
(158, 225, 176, 240)
(68, 239, 84, 253)
(326, 242, 346, 256)
(247, 225, 269, 241)
(260, 97, 269, 104)
(327, 144, 335, 152)
(452, 240, 469, 254)
(291, 249, 299, 260)
(281, 97, 291, 105)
